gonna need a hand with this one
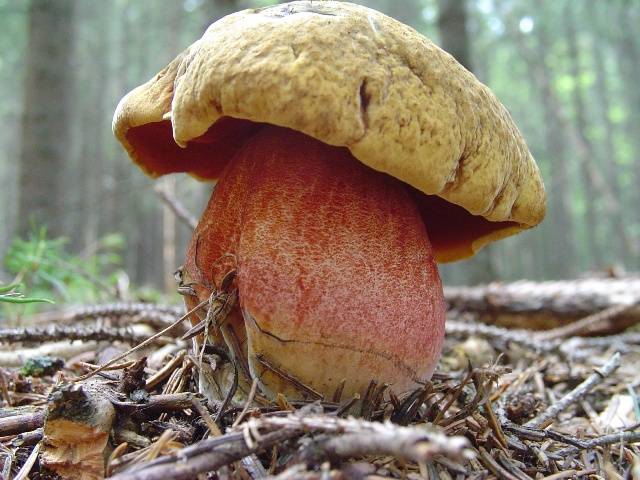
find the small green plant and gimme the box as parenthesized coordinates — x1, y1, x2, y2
(0, 281, 54, 304)
(2, 228, 126, 317)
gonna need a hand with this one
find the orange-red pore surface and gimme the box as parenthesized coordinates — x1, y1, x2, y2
(184, 126, 446, 400)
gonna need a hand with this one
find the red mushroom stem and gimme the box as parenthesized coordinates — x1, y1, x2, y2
(184, 126, 445, 399)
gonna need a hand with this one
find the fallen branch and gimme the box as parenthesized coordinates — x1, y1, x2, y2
(108, 429, 299, 480)
(26, 302, 183, 327)
(73, 299, 207, 383)
(0, 341, 97, 367)
(6, 428, 43, 447)
(113, 392, 203, 414)
(555, 430, 640, 456)
(108, 410, 471, 479)
(241, 413, 472, 464)
(447, 319, 640, 361)
(535, 302, 640, 340)
(0, 324, 159, 345)
(0, 410, 45, 436)
(13, 442, 41, 480)
(446, 319, 556, 352)
(446, 278, 640, 333)
(525, 352, 621, 428)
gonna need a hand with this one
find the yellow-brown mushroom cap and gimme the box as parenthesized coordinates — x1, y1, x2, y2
(113, 1, 546, 262)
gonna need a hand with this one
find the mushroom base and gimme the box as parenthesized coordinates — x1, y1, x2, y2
(183, 126, 446, 401)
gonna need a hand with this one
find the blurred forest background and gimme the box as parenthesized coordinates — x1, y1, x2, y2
(0, 0, 639, 306)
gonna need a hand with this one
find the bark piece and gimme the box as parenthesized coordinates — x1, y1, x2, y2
(41, 382, 115, 480)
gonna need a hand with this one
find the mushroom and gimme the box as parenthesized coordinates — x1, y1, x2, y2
(113, 1, 545, 401)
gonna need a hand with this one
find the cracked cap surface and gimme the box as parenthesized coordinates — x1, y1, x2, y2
(113, 1, 546, 262)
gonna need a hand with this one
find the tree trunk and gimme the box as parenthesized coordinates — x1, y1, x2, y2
(374, 0, 425, 31)
(436, 0, 473, 71)
(436, 0, 497, 284)
(18, 0, 75, 237)
(563, 4, 601, 267)
(586, 2, 635, 264)
(160, 3, 184, 295)
(200, 0, 239, 32)
(614, 1, 640, 239)
(513, 14, 575, 278)
(72, 1, 109, 253)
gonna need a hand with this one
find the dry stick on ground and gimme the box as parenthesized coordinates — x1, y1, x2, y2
(525, 352, 621, 429)
(0, 410, 45, 436)
(109, 412, 471, 480)
(539, 469, 597, 480)
(0, 449, 13, 480)
(113, 392, 202, 415)
(109, 429, 300, 480)
(555, 430, 640, 456)
(27, 302, 184, 327)
(477, 446, 523, 480)
(73, 299, 209, 383)
(535, 301, 640, 340)
(445, 278, 640, 332)
(154, 183, 198, 230)
(6, 428, 44, 448)
(447, 318, 640, 362)
(0, 368, 12, 406)
(241, 414, 472, 465)
(0, 341, 98, 367)
(232, 378, 260, 428)
(190, 390, 270, 478)
(240, 454, 268, 479)
(445, 319, 558, 352)
(569, 332, 640, 348)
(190, 397, 222, 436)
(494, 449, 532, 480)
(0, 325, 159, 345)
(13, 442, 41, 480)
(145, 350, 187, 391)
(497, 416, 591, 450)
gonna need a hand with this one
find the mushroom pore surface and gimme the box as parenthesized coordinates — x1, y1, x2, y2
(183, 125, 446, 400)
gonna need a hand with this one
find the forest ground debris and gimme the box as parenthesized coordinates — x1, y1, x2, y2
(0, 300, 639, 478)
(524, 352, 621, 428)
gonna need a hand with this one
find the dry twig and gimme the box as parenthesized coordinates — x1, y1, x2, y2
(240, 413, 472, 464)
(446, 319, 557, 352)
(555, 430, 640, 456)
(73, 299, 208, 382)
(535, 301, 640, 340)
(154, 183, 198, 230)
(27, 302, 183, 327)
(525, 352, 621, 428)
(0, 324, 158, 345)
(108, 429, 299, 480)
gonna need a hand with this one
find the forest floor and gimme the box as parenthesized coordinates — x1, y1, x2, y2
(0, 291, 639, 479)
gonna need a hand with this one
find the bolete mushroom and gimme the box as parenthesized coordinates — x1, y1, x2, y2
(113, 2, 545, 401)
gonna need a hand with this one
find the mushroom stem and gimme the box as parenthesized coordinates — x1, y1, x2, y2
(183, 126, 446, 400)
